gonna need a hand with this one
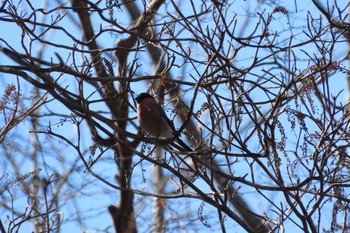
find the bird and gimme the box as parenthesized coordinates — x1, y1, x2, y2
(135, 93, 192, 151)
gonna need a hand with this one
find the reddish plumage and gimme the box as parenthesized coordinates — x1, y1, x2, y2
(135, 93, 192, 151)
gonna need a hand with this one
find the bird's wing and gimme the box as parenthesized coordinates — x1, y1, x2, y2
(155, 101, 192, 151)
(157, 102, 177, 133)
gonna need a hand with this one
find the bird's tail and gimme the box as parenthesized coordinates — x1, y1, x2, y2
(174, 137, 192, 152)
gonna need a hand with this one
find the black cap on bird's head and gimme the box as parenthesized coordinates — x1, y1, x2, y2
(135, 93, 153, 103)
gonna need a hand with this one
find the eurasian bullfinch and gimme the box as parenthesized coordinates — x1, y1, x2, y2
(135, 93, 192, 151)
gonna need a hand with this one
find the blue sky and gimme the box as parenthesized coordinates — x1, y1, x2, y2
(1, 0, 349, 232)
